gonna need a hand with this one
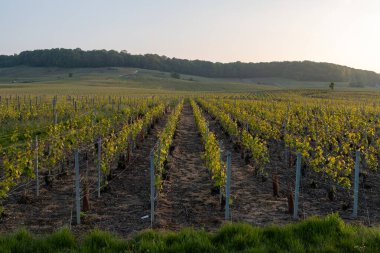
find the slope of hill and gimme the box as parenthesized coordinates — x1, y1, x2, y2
(1, 48, 379, 86)
(0, 66, 278, 94)
(1, 66, 377, 95)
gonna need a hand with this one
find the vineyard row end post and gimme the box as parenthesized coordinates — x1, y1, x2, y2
(150, 150, 155, 227)
(293, 153, 301, 219)
(35, 136, 39, 197)
(97, 138, 102, 198)
(75, 150, 81, 225)
(225, 151, 231, 220)
(219, 140, 223, 206)
(352, 150, 360, 218)
(158, 139, 161, 170)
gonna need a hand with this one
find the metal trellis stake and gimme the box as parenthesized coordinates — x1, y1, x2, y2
(219, 140, 223, 205)
(158, 140, 161, 168)
(35, 136, 39, 197)
(293, 153, 301, 219)
(54, 112, 57, 125)
(150, 150, 155, 227)
(353, 150, 360, 218)
(75, 150, 81, 225)
(225, 152, 231, 220)
(97, 138, 102, 198)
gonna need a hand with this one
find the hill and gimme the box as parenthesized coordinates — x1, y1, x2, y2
(0, 66, 278, 94)
(1, 66, 377, 94)
(1, 48, 380, 86)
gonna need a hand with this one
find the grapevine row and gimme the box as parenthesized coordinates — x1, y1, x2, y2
(197, 98, 269, 172)
(0, 98, 168, 198)
(208, 95, 379, 187)
(154, 100, 184, 188)
(190, 99, 225, 188)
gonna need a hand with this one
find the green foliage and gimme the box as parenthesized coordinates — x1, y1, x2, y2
(198, 98, 269, 172)
(0, 228, 76, 253)
(102, 102, 165, 175)
(0, 215, 380, 252)
(202, 94, 380, 188)
(241, 129, 269, 171)
(191, 99, 225, 187)
(0, 130, 34, 198)
(330, 82, 335, 90)
(0, 96, 167, 199)
(82, 229, 129, 252)
(170, 72, 180, 79)
(155, 101, 184, 188)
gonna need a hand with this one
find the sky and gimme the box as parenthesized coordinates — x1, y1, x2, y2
(0, 0, 379, 73)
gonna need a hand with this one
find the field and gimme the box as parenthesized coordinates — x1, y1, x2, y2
(1, 67, 380, 251)
(3, 66, 378, 94)
(0, 66, 274, 94)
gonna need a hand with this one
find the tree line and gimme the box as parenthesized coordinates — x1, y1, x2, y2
(1, 48, 379, 85)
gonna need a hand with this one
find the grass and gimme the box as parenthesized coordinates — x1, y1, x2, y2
(2, 66, 379, 96)
(0, 214, 379, 252)
(0, 66, 274, 95)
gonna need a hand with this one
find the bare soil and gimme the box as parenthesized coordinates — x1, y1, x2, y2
(155, 103, 224, 231)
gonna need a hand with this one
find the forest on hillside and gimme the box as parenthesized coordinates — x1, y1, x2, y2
(1, 48, 380, 85)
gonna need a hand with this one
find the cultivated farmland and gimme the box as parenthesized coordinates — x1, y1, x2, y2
(1, 82, 380, 238)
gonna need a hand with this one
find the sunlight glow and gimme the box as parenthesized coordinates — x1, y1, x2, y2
(0, 0, 379, 72)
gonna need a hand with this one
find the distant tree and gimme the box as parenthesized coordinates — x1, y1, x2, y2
(68, 73, 73, 78)
(171, 72, 180, 79)
(329, 82, 335, 90)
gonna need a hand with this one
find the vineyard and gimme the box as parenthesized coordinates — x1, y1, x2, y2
(0, 89, 380, 237)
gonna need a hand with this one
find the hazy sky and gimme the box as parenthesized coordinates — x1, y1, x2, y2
(1, 0, 379, 72)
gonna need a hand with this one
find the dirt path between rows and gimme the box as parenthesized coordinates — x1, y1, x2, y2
(203, 110, 292, 226)
(155, 103, 223, 231)
(73, 115, 168, 236)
